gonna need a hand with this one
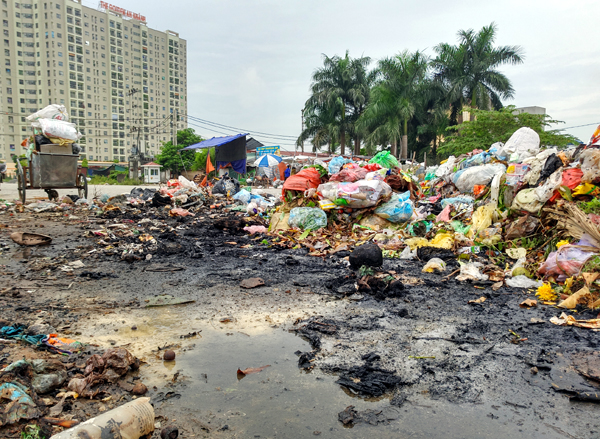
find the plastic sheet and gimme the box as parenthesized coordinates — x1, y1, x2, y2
(288, 207, 328, 230)
(374, 191, 413, 223)
(534, 168, 563, 203)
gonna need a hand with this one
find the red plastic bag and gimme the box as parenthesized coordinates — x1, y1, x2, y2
(282, 168, 321, 195)
(549, 168, 583, 202)
(363, 163, 382, 172)
(329, 167, 368, 183)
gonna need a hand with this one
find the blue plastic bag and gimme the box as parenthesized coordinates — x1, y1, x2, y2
(374, 191, 413, 223)
(232, 189, 252, 204)
(459, 152, 490, 170)
(328, 156, 350, 175)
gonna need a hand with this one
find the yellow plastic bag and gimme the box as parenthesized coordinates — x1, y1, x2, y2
(429, 232, 454, 249)
(469, 204, 495, 238)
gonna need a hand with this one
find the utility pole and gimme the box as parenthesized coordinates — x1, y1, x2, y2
(301, 108, 305, 153)
(127, 87, 139, 180)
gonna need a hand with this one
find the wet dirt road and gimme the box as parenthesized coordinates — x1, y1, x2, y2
(1, 211, 599, 438)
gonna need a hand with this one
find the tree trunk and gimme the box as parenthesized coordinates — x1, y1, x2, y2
(401, 119, 408, 160)
(340, 130, 345, 156)
(354, 135, 360, 155)
(391, 140, 397, 158)
(470, 91, 477, 121)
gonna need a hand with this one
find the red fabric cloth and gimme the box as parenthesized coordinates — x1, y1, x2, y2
(278, 161, 287, 180)
(206, 155, 215, 174)
(282, 167, 321, 195)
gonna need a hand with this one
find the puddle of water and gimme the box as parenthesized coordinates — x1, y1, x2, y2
(87, 309, 575, 439)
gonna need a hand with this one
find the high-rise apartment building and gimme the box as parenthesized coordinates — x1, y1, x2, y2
(0, 0, 187, 163)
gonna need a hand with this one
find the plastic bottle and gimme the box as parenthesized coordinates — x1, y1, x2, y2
(50, 397, 154, 439)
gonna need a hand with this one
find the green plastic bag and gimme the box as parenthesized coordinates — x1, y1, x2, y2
(369, 151, 400, 169)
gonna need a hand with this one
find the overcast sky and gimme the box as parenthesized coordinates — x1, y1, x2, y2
(100, 0, 600, 149)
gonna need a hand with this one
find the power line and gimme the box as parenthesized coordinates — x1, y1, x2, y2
(183, 114, 297, 140)
(559, 122, 600, 131)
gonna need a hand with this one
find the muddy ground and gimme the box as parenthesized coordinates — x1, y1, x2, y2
(1, 205, 599, 438)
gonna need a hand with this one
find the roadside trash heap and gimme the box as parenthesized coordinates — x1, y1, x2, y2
(257, 126, 600, 326)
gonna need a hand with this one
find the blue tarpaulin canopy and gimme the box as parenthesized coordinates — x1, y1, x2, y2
(181, 133, 249, 174)
(180, 133, 249, 150)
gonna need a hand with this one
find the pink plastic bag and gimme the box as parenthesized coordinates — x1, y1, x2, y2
(243, 225, 268, 234)
(329, 168, 368, 183)
(538, 245, 597, 278)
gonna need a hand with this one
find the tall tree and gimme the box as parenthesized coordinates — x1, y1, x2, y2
(432, 22, 524, 122)
(297, 104, 339, 154)
(303, 51, 372, 155)
(359, 50, 429, 159)
(156, 128, 203, 173)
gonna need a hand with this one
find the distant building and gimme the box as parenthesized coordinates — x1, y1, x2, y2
(0, 0, 187, 163)
(514, 106, 546, 116)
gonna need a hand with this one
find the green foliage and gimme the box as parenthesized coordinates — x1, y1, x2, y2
(81, 157, 88, 167)
(437, 106, 579, 157)
(89, 171, 142, 185)
(578, 198, 600, 215)
(191, 147, 216, 174)
(156, 128, 203, 173)
(21, 425, 44, 439)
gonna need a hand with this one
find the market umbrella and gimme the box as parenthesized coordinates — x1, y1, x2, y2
(254, 153, 282, 167)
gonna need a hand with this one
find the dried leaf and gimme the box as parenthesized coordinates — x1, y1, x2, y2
(468, 297, 486, 304)
(237, 365, 271, 376)
(557, 286, 590, 309)
(582, 272, 600, 286)
(520, 299, 538, 308)
(491, 281, 503, 291)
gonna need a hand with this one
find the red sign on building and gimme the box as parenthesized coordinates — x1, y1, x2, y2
(99, 1, 146, 23)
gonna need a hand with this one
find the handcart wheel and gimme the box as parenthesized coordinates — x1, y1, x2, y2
(77, 173, 88, 200)
(16, 161, 26, 204)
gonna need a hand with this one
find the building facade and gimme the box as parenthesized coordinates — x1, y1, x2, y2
(0, 0, 187, 163)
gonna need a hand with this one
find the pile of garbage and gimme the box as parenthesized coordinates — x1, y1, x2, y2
(244, 126, 600, 321)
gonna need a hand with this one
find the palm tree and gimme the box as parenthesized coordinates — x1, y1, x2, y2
(359, 50, 429, 159)
(432, 22, 524, 122)
(303, 51, 372, 155)
(297, 104, 339, 154)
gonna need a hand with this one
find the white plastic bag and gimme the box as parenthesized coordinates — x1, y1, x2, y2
(534, 168, 563, 203)
(503, 127, 540, 162)
(511, 188, 544, 213)
(452, 164, 506, 193)
(422, 258, 446, 273)
(505, 275, 543, 289)
(39, 119, 81, 142)
(26, 104, 69, 122)
(435, 156, 457, 181)
(456, 262, 489, 281)
(177, 175, 196, 189)
(580, 149, 600, 183)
